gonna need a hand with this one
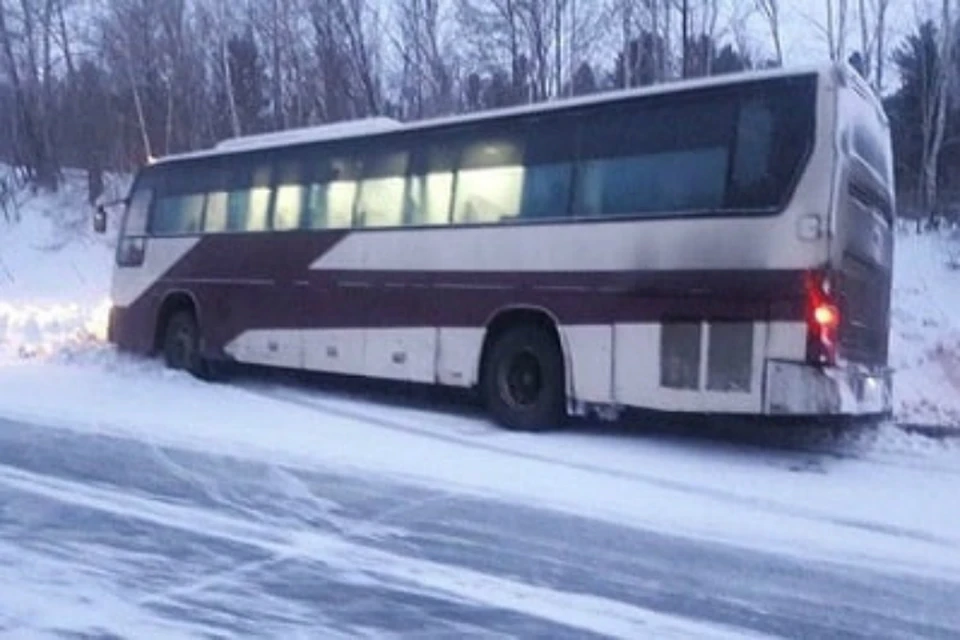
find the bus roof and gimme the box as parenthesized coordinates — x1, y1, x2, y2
(153, 62, 841, 168)
(212, 116, 404, 154)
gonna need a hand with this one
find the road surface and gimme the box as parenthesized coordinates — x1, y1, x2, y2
(1, 416, 958, 639)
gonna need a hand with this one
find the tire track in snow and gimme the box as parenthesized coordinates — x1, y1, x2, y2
(240, 384, 960, 551)
(241, 378, 960, 473)
(0, 461, 761, 640)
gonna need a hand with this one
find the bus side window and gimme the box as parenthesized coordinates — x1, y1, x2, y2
(452, 138, 524, 225)
(574, 99, 734, 218)
(273, 160, 305, 231)
(149, 165, 205, 236)
(728, 97, 775, 208)
(122, 182, 153, 237)
(226, 164, 272, 232)
(406, 172, 454, 226)
(355, 151, 408, 228)
(405, 142, 456, 226)
(151, 193, 205, 235)
(727, 80, 816, 211)
(202, 161, 272, 234)
(519, 117, 576, 220)
(303, 159, 358, 229)
(520, 163, 573, 220)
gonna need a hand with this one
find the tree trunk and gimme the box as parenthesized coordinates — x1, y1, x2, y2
(124, 49, 153, 161)
(922, 0, 952, 223)
(554, 0, 563, 97)
(858, 0, 871, 78)
(57, 0, 75, 78)
(875, 0, 887, 91)
(826, 0, 836, 60)
(681, 0, 689, 78)
(271, 0, 283, 129)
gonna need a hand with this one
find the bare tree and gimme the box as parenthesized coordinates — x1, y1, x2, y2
(825, 0, 851, 61)
(681, 0, 690, 77)
(336, 0, 383, 115)
(393, 0, 455, 118)
(755, 0, 782, 66)
(697, 0, 722, 75)
(209, 0, 242, 137)
(303, 0, 383, 120)
(873, 0, 892, 90)
(0, 0, 60, 188)
(921, 0, 953, 220)
(612, 0, 672, 86)
(855, 0, 892, 88)
(457, 0, 531, 103)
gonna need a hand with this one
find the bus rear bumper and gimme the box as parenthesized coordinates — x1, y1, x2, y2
(764, 360, 893, 417)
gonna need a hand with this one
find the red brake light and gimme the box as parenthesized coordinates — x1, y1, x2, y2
(813, 303, 839, 329)
(806, 271, 840, 366)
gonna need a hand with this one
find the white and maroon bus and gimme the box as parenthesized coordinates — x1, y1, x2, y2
(96, 62, 895, 431)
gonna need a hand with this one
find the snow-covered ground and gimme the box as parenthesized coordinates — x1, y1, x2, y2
(0, 168, 121, 359)
(890, 224, 960, 427)
(1, 173, 960, 636)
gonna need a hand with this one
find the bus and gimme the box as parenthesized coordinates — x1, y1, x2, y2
(95, 62, 895, 431)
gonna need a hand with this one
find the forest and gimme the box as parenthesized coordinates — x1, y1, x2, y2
(0, 0, 954, 221)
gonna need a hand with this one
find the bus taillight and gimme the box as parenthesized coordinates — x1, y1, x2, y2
(806, 272, 839, 366)
(813, 302, 839, 330)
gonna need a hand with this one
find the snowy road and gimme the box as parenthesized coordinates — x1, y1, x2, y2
(2, 411, 959, 639)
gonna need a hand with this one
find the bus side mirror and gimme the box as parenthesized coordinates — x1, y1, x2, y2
(93, 205, 107, 234)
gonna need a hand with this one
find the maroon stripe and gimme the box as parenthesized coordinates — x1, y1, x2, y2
(166, 231, 350, 280)
(111, 231, 813, 357)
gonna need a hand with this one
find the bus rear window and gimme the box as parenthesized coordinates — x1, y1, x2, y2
(853, 122, 892, 183)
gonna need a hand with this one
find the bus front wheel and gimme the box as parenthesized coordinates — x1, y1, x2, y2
(162, 310, 214, 380)
(482, 325, 565, 432)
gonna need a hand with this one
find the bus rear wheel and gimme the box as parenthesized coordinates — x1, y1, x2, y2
(162, 310, 213, 380)
(482, 325, 565, 432)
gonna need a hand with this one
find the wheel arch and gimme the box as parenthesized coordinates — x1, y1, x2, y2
(477, 305, 573, 401)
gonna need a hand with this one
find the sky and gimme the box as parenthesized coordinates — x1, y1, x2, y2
(775, 0, 913, 69)
(730, 0, 916, 94)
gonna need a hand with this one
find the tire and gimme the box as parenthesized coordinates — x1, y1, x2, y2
(162, 310, 216, 380)
(482, 325, 566, 432)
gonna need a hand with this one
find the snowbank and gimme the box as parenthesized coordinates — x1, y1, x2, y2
(0, 168, 121, 359)
(890, 227, 960, 428)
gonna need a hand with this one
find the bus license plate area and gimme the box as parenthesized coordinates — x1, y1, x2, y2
(765, 360, 891, 416)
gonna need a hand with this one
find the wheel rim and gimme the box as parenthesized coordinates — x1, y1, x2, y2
(499, 349, 543, 409)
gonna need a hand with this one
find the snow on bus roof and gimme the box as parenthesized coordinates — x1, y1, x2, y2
(154, 62, 842, 167)
(213, 117, 404, 153)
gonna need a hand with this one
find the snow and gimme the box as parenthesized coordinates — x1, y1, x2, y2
(210, 117, 403, 154)
(1, 357, 959, 584)
(1, 170, 960, 613)
(0, 169, 121, 359)
(889, 225, 960, 428)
